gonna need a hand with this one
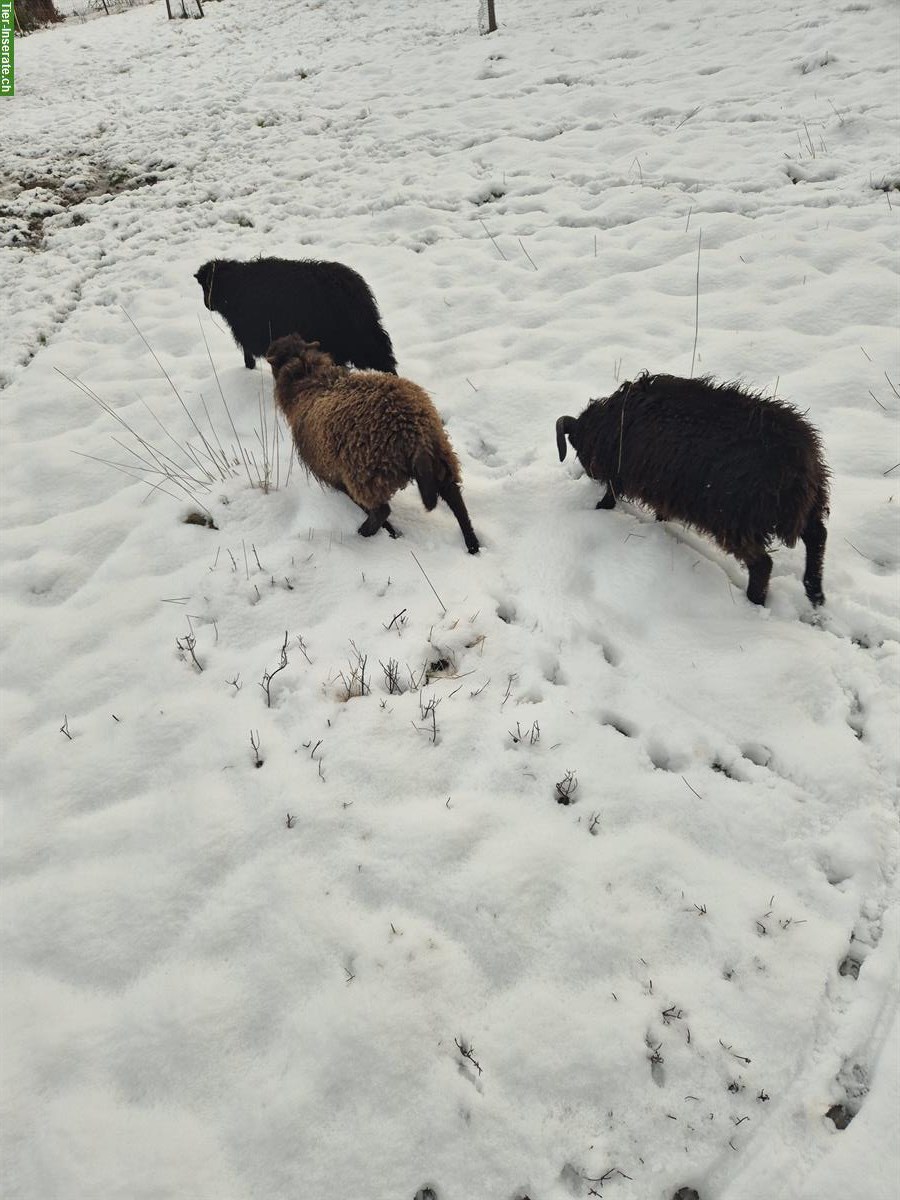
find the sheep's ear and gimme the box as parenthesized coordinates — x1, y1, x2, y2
(556, 416, 575, 462)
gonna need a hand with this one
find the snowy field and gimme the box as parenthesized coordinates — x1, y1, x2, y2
(2, 1, 899, 1197)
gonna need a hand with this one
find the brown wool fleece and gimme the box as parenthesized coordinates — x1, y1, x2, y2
(269, 338, 462, 512)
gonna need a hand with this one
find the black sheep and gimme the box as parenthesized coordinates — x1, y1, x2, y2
(556, 373, 829, 606)
(194, 257, 397, 373)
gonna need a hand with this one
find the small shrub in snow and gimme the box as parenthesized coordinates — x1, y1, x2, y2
(555, 768, 578, 804)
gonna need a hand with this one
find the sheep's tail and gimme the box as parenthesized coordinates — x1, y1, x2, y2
(414, 449, 440, 511)
(415, 443, 480, 554)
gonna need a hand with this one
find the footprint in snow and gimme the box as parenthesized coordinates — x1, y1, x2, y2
(496, 600, 517, 624)
(827, 1059, 869, 1129)
(646, 739, 690, 773)
(845, 691, 865, 740)
(710, 757, 746, 781)
(585, 626, 622, 666)
(601, 714, 637, 738)
(540, 653, 565, 685)
(740, 741, 773, 768)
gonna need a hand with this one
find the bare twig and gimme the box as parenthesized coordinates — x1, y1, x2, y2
(414, 692, 440, 743)
(121, 307, 226, 479)
(379, 657, 404, 695)
(250, 729, 263, 767)
(555, 769, 578, 805)
(260, 631, 289, 707)
(518, 237, 538, 270)
(383, 608, 408, 633)
(690, 229, 702, 377)
(176, 631, 203, 672)
(843, 537, 878, 563)
(197, 319, 255, 488)
(719, 1039, 752, 1065)
(509, 719, 540, 745)
(410, 551, 446, 613)
(454, 1038, 483, 1075)
(478, 217, 507, 260)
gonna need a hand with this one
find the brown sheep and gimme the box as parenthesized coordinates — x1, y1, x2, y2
(267, 335, 480, 554)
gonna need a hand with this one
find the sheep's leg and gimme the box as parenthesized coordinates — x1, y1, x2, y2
(357, 503, 399, 538)
(801, 513, 827, 606)
(438, 480, 480, 555)
(243, 348, 256, 370)
(383, 519, 402, 539)
(596, 487, 616, 510)
(745, 551, 773, 606)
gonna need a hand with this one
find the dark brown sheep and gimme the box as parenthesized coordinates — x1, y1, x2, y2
(195, 257, 397, 373)
(556, 373, 829, 606)
(267, 335, 479, 554)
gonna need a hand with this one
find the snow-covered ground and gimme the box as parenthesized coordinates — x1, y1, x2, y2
(2, 1, 899, 1198)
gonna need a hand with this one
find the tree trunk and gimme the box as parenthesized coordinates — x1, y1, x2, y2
(15, 0, 63, 32)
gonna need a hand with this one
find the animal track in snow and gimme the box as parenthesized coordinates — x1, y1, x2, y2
(585, 627, 622, 666)
(827, 1058, 870, 1128)
(838, 951, 861, 979)
(600, 713, 637, 738)
(496, 600, 517, 624)
(646, 740, 691, 773)
(797, 51, 835, 73)
(838, 902, 885, 977)
(740, 742, 773, 769)
(822, 861, 852, 887)
(845, 691, 865, 740)
(710, 758, 745, 782)
(540, 654, 565, 685)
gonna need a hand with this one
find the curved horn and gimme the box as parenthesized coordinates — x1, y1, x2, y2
(556, 416, 575, 462)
